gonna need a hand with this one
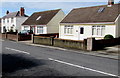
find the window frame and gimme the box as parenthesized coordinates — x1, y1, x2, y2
(92, 25, 105, 36)
(37, 26, 44, 34)
(64, 25, 73, 35)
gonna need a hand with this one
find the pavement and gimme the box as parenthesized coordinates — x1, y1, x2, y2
(19, 40, 119, 60)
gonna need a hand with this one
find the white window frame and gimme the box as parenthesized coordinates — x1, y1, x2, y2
(92, 25, 105, 36)
(37, 26, 44, 34)
(64, 25, 73, 35)
(3, 19, 5, 24)
(11, 17, 14, 23)
(7, 18, 9, 23)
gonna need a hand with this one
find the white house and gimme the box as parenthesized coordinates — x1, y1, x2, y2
(22, 9, 65, 34)
(1, 7, 28, 33)
(59, 0, 120, 40)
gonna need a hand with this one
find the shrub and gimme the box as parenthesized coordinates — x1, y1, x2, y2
(104, 34, 114, 39)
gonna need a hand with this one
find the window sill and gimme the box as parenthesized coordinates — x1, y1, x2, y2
(64, 34, 74, 36)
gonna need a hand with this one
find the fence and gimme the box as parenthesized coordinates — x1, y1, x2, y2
(87, 37, 120, 51)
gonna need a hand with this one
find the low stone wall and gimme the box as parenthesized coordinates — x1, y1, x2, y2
(7, 34, 18, 41)
(1, 34, 6, 39)
(33, 36, 87, 50)
(54, 38, 87, 50)
(33, 36, 53, 46)
(1, 33, 32, 41)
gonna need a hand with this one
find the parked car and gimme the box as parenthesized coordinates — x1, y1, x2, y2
(19, 30, 33, 35)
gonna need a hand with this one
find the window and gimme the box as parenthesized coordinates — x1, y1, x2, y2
(64, 25, 73, 34)
(80, 27, 84, 34)
(11, 17, 14, 23)
(7, 18, 9, 23)
(3, 19, 5, 23)
(24, 26, 29, 30)
(36, 16, 41, 20)
(92, 25, 105, 36)
(98, 7, 105, 13)
(37, 26, 43, 34)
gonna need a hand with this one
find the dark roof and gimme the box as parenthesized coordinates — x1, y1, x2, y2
(0, 18, 1, 27)
(22, 9, 61, 25)
(0, 18, 1, 23)
(61, 4, 120, 23)
(2, 11, 28, 19)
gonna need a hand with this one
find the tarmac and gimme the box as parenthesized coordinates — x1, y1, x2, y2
(19, 40, 119, 60)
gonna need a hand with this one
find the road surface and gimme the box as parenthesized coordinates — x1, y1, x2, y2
(1, 40, 119, 78)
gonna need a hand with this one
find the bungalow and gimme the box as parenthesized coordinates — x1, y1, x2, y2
(22, 9, 65, 34)
(1, 7, 28, 33)
(59, 0, 120, 40)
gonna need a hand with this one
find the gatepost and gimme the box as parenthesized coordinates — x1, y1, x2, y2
(32, 34, 34, 43)
(87, 37, 95, 51)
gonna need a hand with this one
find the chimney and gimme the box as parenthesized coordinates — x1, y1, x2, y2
(20, 7, 25, 16)
(108, 0, 114, 7)
(6, 10, 9, 14)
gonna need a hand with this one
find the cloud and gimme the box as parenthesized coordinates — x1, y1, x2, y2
(1, 0, 120, 2)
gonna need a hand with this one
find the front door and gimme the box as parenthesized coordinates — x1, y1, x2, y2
(79, 27, 84, 40)
(30, 26, 35, 34)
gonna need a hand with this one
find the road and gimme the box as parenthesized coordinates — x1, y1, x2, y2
(1, 40, 119, 78)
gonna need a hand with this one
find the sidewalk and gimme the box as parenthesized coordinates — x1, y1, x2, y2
(19, 40, 119, 60)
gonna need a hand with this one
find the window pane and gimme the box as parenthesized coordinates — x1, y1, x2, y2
(64, 25, 73, 34)
(101, 27, 105, 36)
(37, 27, 43, 34)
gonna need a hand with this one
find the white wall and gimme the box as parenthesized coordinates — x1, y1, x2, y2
(47, 10, 65, 33)
(1, 17, 28, 33)
(59, 24, 116, 40)
(1, 17, 16, 33)
(105, 25, 116, 38)
(115, 14, 120, 38)
(16, 17, 28, 32)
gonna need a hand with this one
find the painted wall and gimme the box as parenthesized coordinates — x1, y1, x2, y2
(1, 17, 28, 33)
(16, 17, 28, 32)
(115, 14, 120, 38)
(1, 17, 16, 33)
(47, 10, 65, 33)
(21, 25, 47, 34)
(59, 24, 116, 40)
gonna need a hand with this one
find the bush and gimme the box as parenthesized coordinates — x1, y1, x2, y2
(104, 34, 114, 39)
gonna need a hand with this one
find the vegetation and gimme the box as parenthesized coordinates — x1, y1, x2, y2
(104, 34, 114, 39)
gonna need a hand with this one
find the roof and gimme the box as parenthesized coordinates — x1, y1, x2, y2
(2, 11, 28, 19)
(22, 9, 61, 25)
(0, 18, 1, 27)
(61, 4, 120, 24)
(0, 18, 1, 23)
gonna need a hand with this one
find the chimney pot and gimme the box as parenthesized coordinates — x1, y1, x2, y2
(108, 0, 114, 7)
(6, 10, 9, 14)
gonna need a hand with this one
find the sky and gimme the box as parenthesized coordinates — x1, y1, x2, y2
(0, 0, 120, 17)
